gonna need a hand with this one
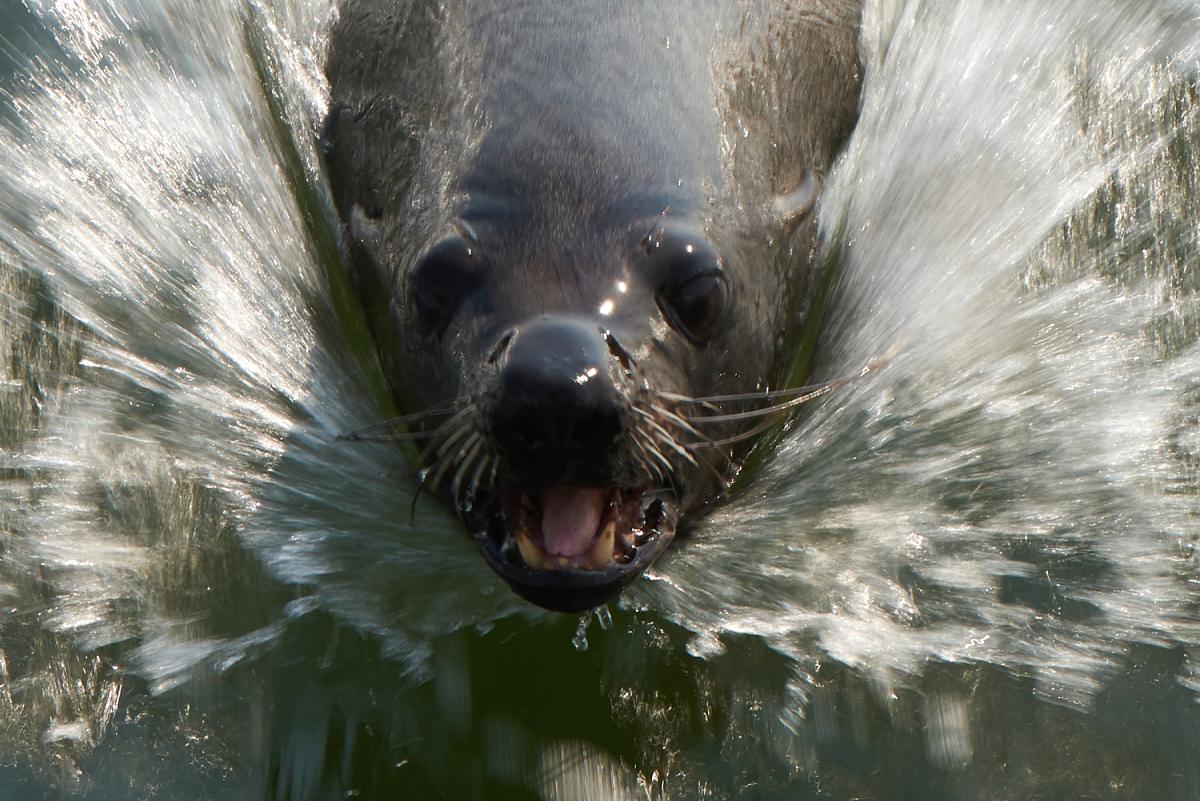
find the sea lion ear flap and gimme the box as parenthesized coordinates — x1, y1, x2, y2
(321, 101, 388, 231)
(772, 171, 821, 232)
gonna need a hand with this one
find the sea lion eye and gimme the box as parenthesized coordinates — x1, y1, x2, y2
(662, 271, 729, 343)
(647, 228, 730, 344)
(408, 235, 480, 340)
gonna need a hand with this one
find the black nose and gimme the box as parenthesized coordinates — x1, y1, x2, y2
(489, 316, 623, 488)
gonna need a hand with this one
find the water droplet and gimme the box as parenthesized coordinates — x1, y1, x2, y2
(572, 612, 592, 651)
(685, 632, 725, 658)
(595, 604, 612, 630)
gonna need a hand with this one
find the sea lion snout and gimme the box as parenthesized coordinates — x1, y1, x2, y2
(487, 315, 624, 489)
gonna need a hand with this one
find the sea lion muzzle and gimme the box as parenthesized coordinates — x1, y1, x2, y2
(468, 315, 679, 612)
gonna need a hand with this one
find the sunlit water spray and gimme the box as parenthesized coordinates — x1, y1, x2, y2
(1, 0, 530, 693)
(1, 0, 1200, 793)
(639, 0, 1200, 708)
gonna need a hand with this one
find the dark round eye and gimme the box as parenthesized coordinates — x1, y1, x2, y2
(408, 235, 481, 340)
(663, 271, 728, 343)
(646, 227, 731, 344)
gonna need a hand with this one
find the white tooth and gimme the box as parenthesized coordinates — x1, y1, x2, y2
(590, 519, 617, 566)
(620, 529, 637, 551)
(516, 534, 545, 570)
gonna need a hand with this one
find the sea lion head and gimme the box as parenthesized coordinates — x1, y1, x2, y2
(323, 0, 861, 611)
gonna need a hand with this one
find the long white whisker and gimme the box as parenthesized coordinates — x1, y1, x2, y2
(468, 453, 492, 499)
(431, 432, 480, 490)
(664, 359, 884, 409)
(451, 436, 484, 503)
(630, 436, 664, 482)
(415, 406, 475, 465)
(650, 404, 704, 439)
(434, 416, 475, 457)
(642, 436, 674, 475)
(685, 383, 841, 424)
(659, 382, 836, 405)
(634, 408, 695, 459)
(338, 398, 464, 440)
(690, 415, 781, 448)
(649, 427, 699, 468)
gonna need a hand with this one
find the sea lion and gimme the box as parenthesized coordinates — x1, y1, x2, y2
(322, 0, 862, 611)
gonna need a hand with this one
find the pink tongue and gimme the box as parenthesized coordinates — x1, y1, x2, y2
(541, 487, 606, 557)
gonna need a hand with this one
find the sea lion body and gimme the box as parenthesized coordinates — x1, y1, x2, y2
(324, 0, 862, 610)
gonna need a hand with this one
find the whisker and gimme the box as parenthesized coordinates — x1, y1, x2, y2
(692, 445, 733, 488)
(633, 451, 654, 482)
(630, 426, 660, 470)
(685, 382, 842, 425)
(467, 453, 492, 501)
(691, 414, 782, 448)
(650, 404, 704, 439)
(634, 426, 681, 500)
(650, 427, 699, 469)
(658, 426, 730, 486)
(644, 410, 733, 485)
(649, 402, 729, 456)
(662, 359, 886, 408)
(654, 393, 721, 415)
(430, 432, 480, 491)
(338, 398, 464, 441)
(641, 436, 674, 476)
(431, 412, 476, 458)
(633, 408, 699, 468)
(414, 406, 475, 466)
(387, 400, 485, 520)
(629, 436, 662, 482)
(659, 382, 832, 406)
(451, 436, 484, 504)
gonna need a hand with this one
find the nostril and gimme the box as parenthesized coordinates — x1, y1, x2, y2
(602, 330, 634, 374)
(488, 329, 516, 365)
(511, 411, 552, 451)
(570, 409, 621, 455)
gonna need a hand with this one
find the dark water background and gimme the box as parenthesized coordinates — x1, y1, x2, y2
(1, 1, 1200, 799)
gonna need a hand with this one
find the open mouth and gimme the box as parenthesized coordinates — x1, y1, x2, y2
(465, 484, 678, 612)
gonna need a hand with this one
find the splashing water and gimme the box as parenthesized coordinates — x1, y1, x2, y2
(1, 0, 1200, 796)
(636, 0, 1200, 707)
